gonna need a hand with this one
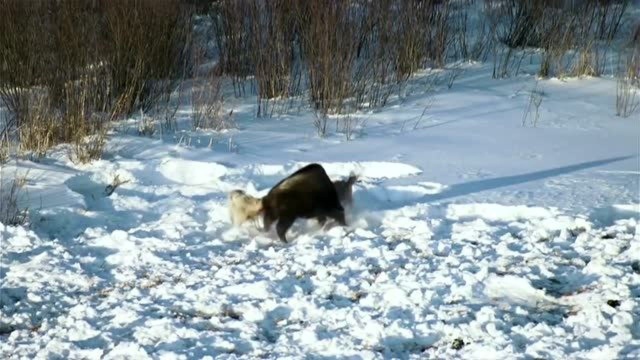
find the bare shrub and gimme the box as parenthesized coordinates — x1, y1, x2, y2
(490, 41, 530, 79)
(191, 74, 235, 131)
(104, 0, 195, 118)
(616, 76, 639, 118)
(623, 21, 640, 88)
(352, 0, 398, 108)
(71, 128, 109, 165)
(488, 0, 546, 49)
(485, 0, 538, 78)
(0, 0, 194, 160)
(402, 93, 435, 132)
(16, 89, 59, 160)
(522, 79, 544, 127)
(446, 65, 465, 89)
(0, 129, 8, 164)
(0, 1, 54, 133)
(137, 110, 157, 137)
(340, 115, 367, 141)
(210, 0, 253, 97)
(615, 50, 640, 118)
(157, 86, 184, 135)
(452, 0, 493, 62)
(595, 0, 629, 42)
(313, 112, 330, 138)
(248, 0, 296, 117)
(485, 0, 631, 78)
(393, 0, 454, 79)
(296, 0, 362, 117)
(0, 168, 29, 226)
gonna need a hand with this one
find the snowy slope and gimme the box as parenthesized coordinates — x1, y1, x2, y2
(1, 61, 639, 358)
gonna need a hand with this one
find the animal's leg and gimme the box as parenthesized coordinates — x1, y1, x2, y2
(316, 215, 327, 227)
(276, 217, 295, 243)
(229, 208, 237, 225)
(328, 209, 347, 227)
(263, 213, 275, 232)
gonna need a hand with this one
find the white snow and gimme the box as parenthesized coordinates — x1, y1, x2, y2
(1, 30, 640, 360)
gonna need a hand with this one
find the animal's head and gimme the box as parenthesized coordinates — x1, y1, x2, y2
(229, 189, 247, 201)
(228, 189, 264, 225)
(333, 172, 359, 206)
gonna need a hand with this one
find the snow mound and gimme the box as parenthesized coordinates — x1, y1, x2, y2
(317, 161, 422, 179)
(157, 159, 229, 186)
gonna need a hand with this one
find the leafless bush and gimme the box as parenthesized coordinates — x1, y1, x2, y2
(446, 65, 465, 89)
(522, 79, 544, 127)
(192, 74, 235, 131)
(0, 0, 194, 161)
(137, 110, 157, 137)
(355, 0, 396, 108)
(485, 0, 539, 78)
(452, 1, 493, 62)
(616, 76, 639, 118)
(393, 0, 454, 79)
(105, 0, 195, 118)
(248, 0, 296, 117)
(313, 112, 330, 138)
(340, 115, 367, 141)
(616, 50, 640, 118)
(623, 22, 640, 88)
(487, 0, 546, 49)
(485, 0, 630, 78)
(0, 1, 55, 133)
(157, 86, 184, 135)
(0, 135, 7, 165)
(490, 42, 530, 78)
(211, 0, 253, 97)
(0, 168, 29, 226)
(71, 128, 109, 165)
(15, 89, 59, 160)
(296, 0, 362, 117)
(402, 93, 436, 132)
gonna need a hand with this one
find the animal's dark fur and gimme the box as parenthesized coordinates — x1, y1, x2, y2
(333, 173, 358, 208)
(261, 163, 347, 242)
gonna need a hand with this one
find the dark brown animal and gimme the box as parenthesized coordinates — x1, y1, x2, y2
(227, 173, 358, 230)
(261, 163, 347, 242)
(332, 172, 358, 209)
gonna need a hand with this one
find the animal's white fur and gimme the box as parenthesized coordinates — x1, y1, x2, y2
(228, 190, 263, 226)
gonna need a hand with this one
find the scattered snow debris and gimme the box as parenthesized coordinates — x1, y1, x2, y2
(451, 338, 465, 350)
(607, 300, 621, 308)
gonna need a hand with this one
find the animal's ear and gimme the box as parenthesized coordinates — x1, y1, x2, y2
(347, 172, 359, 185)
(349, 166, 363, 182)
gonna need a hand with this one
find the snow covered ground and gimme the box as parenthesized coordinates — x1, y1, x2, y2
(1, 60, 639, 359)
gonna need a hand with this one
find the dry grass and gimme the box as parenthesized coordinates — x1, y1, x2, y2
(0, 168, 29, 226)
(211, 0, 253, 97)
(191, 73, 235, 131)
(485, 0, 630, 79)
(248, 0, 296, 116)
(616, 50, 640, 118)
(1, 0, 633, 145)
(0, 0, 195, 162)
